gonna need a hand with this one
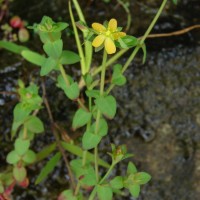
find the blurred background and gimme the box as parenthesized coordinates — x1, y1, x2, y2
(0, 0, 200, 199)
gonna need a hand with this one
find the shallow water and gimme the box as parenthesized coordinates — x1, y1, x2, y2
(0, 0, 200, 199)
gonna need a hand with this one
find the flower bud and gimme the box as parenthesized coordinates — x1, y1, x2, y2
(18, 28, 30, 42)
(10, 16, 23, 28)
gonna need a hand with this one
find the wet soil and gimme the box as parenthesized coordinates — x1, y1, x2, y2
(0, 0, 200, 199)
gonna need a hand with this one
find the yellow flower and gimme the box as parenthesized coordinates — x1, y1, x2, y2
(92, 19, 126, 54)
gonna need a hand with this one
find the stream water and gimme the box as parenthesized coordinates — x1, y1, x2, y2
(0, 0, 200, 199)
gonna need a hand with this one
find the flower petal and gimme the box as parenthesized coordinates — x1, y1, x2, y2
(92, 35, 106, 47)
(92, 23, 106, 33)
(112, 32, 126, 40)
(105, 38, 116, 54)
(108, 19, 117, 32)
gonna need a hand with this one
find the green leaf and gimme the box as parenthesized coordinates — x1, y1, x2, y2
(35, 152, 61, 184)
(83, 74, 93, 87)
(97, 185, 113, 200)
(85, 89, 100, 99)
(0, 41, 28, 54)
(36, 143, 56, 163)
(135, 172, 151, 185)
(43, 39, 63, 59)
(57, 74, 71, 89)
(1, 173, 14, 186)
(127, 162, 137, 175)
(111, 64, 126, 86)
(80, 168, 97, 186)
(94, 44, 104, 53)
(60, 50, 80, 65)
(95, 95, 117, 119)
(21, 50, 46, 66)
(172, 0, 178, 4)
(54, 22, 69, 32)
(58, 189, 78, 200)
(18, 128, 35, 140)
(39, 31, 61, 43)
(65, 82, 80, 100)
(13, 103, 32, 123)
(40, 57, 57, 76)
(22, 150, 37, 164)
(141, 44, 147, 64)
(117, 37, 128, 49)
(72, 108, 92, 129)
(110, 176, 124, 189)
(12, 102, 33, 138)
(25, 116, 44, 133)
(70, 159, 85, 177)
(70, 159, 97, 186)
(35, 16, 68, 33)
(111, 144, 133, 163)
(14, 138, 30, 156)
(61, 142, 109, 168)
(129, 184, 140, 198)
(6, 150, 20, 164)
(75, 21, 89, 32)
(57, 75, 80, 100)
(18, 84, 42, 108)
(82, 131, 102, 150)
(116, 35, 138, 48)
(122, 153, 134, 161)
(13, 166, 27, 183)
(91, 118, 108, 137)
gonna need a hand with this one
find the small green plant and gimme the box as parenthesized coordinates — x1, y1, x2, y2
(0, 0, 175, 199)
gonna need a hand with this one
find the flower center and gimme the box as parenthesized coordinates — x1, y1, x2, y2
(105, 30, 111, 36)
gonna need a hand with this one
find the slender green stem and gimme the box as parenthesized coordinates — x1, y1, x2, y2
(88, 187, 97, 200)
(71, 0, 92, 72)
(139, 0, 168, 45)
(59, 64, 70, 86)
(72, 0, 86, 22)
(92, 48, 128, 76)
(93, 0, 168, 79)
(94, 146, 99, 182)
(122, 45, 140, 73)
(89, 96, 92, 111)
(23, 126, 27, 140)
(77, 98, 88, 111)
(59, 67, 89, 139)
(59, 63, 89, 194)
(106, 84, 114, 95)
(106, 0, 168, 94)
(69, 1, 86, 75)
(106, 46, 140, 94)
(100, 50, 108, 95)
(94, 110, 101, 182)
(82, 150, 87, 166)
(94, 49, 107, 182)
(95, 110, 101, 134)
(123, 0, 168, 74)
(117, 0, 131, 31)
(74, 182, 81, 196)
(88, 163, 115, 200)
(75, 100, 91, 195)
(82, 0, 168, 198)
(99, 163, 115, 184)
